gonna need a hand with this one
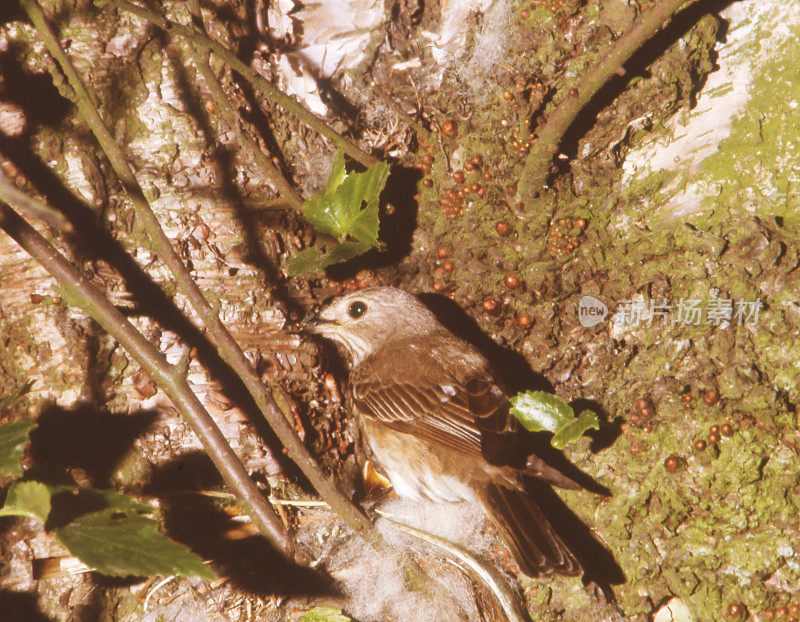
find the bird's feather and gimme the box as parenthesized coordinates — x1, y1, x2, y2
(351, 333, 507, 460)
(478, 481, 582, 577)
(350, 333, 581, 490)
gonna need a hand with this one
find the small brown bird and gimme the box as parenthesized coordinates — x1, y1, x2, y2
(306, 286, 583, 577)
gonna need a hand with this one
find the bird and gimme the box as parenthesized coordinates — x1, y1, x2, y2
(305, 286, 584, 577)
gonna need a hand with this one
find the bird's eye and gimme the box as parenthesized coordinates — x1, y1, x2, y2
(347, 301, 367, 319)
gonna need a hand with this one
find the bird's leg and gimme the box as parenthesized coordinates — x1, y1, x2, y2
(360, 459, 396, 511)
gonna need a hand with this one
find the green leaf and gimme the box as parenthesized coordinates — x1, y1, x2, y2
(551, 410, 600, 449)
(294, 151, 390, 272)
(509, 391, 574, 433)
(0, 481, 51, 522)
(334, 161, 389, 246)
(318, 150, 348, 198)
(0, 421, 37, 476)
(53, 489, 213, 579)
(300, 153, 389, 244)
(286, 241, 372, 277)
(509, 391, 598, 449)
(0, 381, 34, 410)
(300, 606, 355, 622)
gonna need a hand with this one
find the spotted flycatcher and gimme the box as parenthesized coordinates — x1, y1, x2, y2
(306, 286, 583, 577)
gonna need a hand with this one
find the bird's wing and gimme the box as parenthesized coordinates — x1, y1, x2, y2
(350, 338, 584, 488)
(350, 371, 509, 460)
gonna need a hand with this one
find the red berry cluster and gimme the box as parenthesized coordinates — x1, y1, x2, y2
(547, 216, 586, 255)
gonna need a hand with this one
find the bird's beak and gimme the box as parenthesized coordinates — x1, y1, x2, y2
(300, 310, 337, 334)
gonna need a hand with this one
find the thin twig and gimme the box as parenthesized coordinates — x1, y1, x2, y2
(519, 0, 702, 196)
(0, 168, 73, 233)
(22, 0, 377, 547)
(376, 509, 526, 622)
(108, 0, 377, 168)
(0, 201, 292, 558)
(184, 0, 303, 210)
(170, 489, 331, 508)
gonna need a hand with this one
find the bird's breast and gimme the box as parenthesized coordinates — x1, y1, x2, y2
(360, 418, 477, 503)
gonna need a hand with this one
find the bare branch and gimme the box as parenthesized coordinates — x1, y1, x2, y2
(0, 201, 293, 559)
(520, 0, 702, 195)
(182, 0, 303, 210)
(108, 0, 377, 168)
(0, 168, 73, 234)
(22, 0, 378, 548)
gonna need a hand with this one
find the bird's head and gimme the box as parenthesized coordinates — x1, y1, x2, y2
(303, 286, 440, 366)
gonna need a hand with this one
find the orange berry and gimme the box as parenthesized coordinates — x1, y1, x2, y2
(483, 298, 500, 314)
(664, 455, 683, 472)
(704, 388, 720, 405)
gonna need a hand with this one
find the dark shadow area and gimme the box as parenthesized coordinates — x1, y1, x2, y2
(145, 451, 338, 597)
(373, 165, 421, 266)
(0, 592, 53, 622)
(419, 293, 614, 495)
(325, 164, 421, 280)
(0, 1, 22, 24)
(527, 477, 625, 591)
(145, 450, 226, 494)
(0, 44, 73, 136)
(558, 0, 734, 171)
(201, 0, 245, 33)
(519, 427, 610, 496)
(418, 293, 553, 395)
(45, 487, 114, 531)
(0, 52, 307, 489)
(28, 405, 158, 488)
(571, 399, 623, 454)
(314, 73, 361, 125)
(83, 320, 116, 408)
(165, 500, 337, 596)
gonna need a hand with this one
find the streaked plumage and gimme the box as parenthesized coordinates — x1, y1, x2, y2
(307, 286, 583, 577)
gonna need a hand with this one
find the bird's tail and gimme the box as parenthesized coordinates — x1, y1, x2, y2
(478, 481, 582, 578)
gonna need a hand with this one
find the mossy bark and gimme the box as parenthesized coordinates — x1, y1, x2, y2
(1, 0, 798, 620)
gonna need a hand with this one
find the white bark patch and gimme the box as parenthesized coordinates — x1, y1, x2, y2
(621, 0, 800, 219)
